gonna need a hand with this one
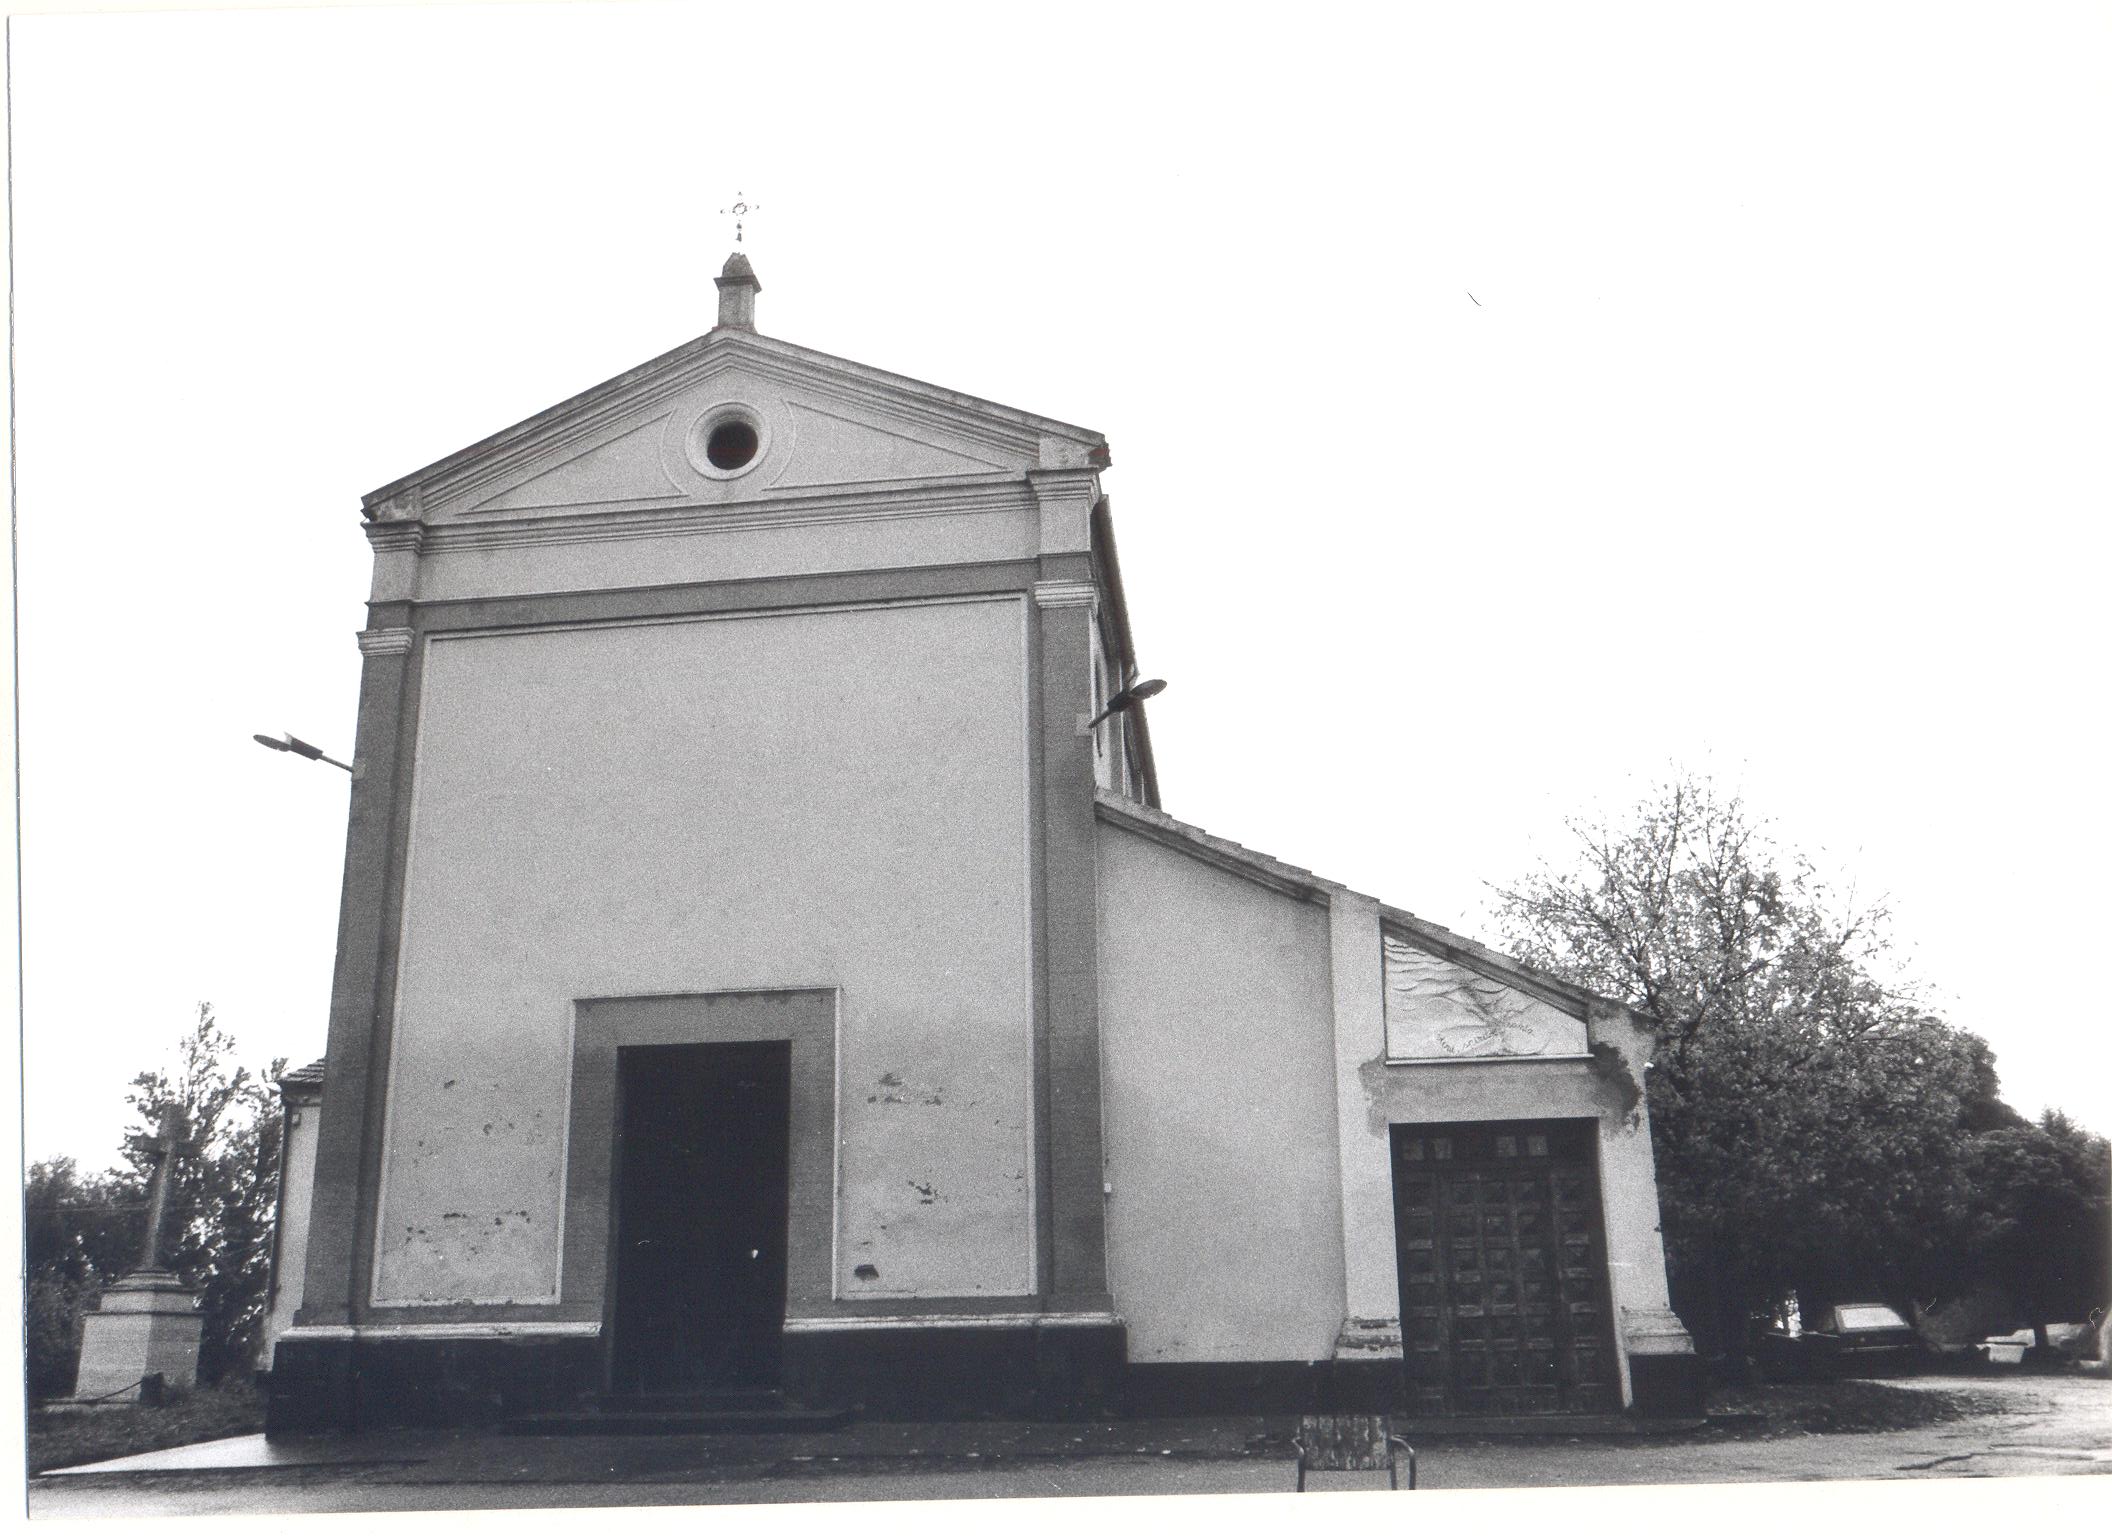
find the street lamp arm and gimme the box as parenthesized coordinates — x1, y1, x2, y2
(1086, 677, 1167, 731)
(253, 732, 354, 773)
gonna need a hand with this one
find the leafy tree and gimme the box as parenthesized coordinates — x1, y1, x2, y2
(1490, 773, 2100, 1359)
(1953, 1111, 2111, 1343)
(22, 1159, 144, 1397)
(118, 1004, 286, 1384)
(21, 1005, 284, 1395)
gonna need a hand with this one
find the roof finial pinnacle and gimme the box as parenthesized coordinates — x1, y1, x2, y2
(714, 191, 763, 330)
(715, 250, 762, 331)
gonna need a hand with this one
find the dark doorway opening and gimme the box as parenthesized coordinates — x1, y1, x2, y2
(609, 1041, 791, 1396)
(1390, 1118, 1620, 1416)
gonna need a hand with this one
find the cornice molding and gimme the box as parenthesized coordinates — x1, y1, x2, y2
(1032, 579, 1098, 611)
(420, 477, 1035, 557)
(364, 523, 426, 554)
(357, 626, 416, 657)
(1025, 467, 1099, 505)
(367, 485, 425, 523)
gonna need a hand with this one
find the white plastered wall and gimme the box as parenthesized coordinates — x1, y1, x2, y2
(1095, 822, 1346, 1362)
(262, 1095, 321, 1366)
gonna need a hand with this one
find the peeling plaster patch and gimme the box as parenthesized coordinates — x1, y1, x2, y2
(1357, 1054, 1398, 1135)
(1336, 1333, 1402, 1354)
(1588, 1040, 1643, 1119)
(870, 1070, 944, 1107)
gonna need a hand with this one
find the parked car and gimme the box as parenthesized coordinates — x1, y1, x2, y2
(1756, 1302, 1926, 1380)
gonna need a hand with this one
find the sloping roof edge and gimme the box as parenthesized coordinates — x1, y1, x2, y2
(1375, 905, 1621, 1022)
(1089, 496, 1160, 809)
(1094, 791, 1335, 904)
(278, 1057, 327, 1095)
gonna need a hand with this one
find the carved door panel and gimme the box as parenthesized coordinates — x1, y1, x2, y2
(1391, 1120, 1619, 1415)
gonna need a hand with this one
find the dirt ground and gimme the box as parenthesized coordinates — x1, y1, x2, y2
(27, 1371, 2111, 1521)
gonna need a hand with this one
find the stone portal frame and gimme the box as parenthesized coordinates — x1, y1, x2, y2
(1328, 898, 1695, 1411)
(560, 990, 840, 1334)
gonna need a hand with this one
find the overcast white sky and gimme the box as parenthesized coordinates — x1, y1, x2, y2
(6, 0, 2108, 1172)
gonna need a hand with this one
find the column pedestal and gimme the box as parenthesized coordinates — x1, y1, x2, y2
(70, 1270, 204, 1403)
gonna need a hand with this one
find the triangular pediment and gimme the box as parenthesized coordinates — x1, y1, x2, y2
(1380, 931, 1591, 1061)
(474, 415, 688, 513)
(766, 400, 1012, 490)
(364, 328, 1105, 523)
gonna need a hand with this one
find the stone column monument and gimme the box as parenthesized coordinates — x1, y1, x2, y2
(71, 1110, 205, 1403)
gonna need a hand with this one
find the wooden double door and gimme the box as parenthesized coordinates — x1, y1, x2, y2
(1391, 1119, 1620, 1416)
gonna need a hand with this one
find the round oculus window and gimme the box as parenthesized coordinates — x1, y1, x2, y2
(686, 403, 770, 480)
(705, 418, 759, 470)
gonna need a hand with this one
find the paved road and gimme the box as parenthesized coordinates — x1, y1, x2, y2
(29, 1374, 2112, 1520)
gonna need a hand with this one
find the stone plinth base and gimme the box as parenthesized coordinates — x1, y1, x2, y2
(268, 1317, 1131, 1433)
(783, 1316, 1127, 1420)
(1621, 1305, 1704, 1415)
(73, 1270, 203, 1403)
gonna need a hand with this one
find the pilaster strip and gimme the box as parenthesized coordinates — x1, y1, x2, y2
(294, 634, 421, 1328)
(1035, 589, 1113, 1307)
(1327, 891, 1402, 1356)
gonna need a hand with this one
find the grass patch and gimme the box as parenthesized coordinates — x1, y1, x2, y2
(27, 1379, 265, 1474)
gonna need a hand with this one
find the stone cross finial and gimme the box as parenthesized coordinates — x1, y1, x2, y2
(719, 191, 760, 246)
(136, 1107, 182, 1272)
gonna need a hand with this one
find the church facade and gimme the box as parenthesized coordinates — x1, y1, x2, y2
(265, 254, 1699, 1431)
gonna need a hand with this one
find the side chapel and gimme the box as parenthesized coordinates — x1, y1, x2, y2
(264, 253, 1700, 1430)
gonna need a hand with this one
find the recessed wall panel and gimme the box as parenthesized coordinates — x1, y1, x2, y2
(372, 598, 1033, 1306)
